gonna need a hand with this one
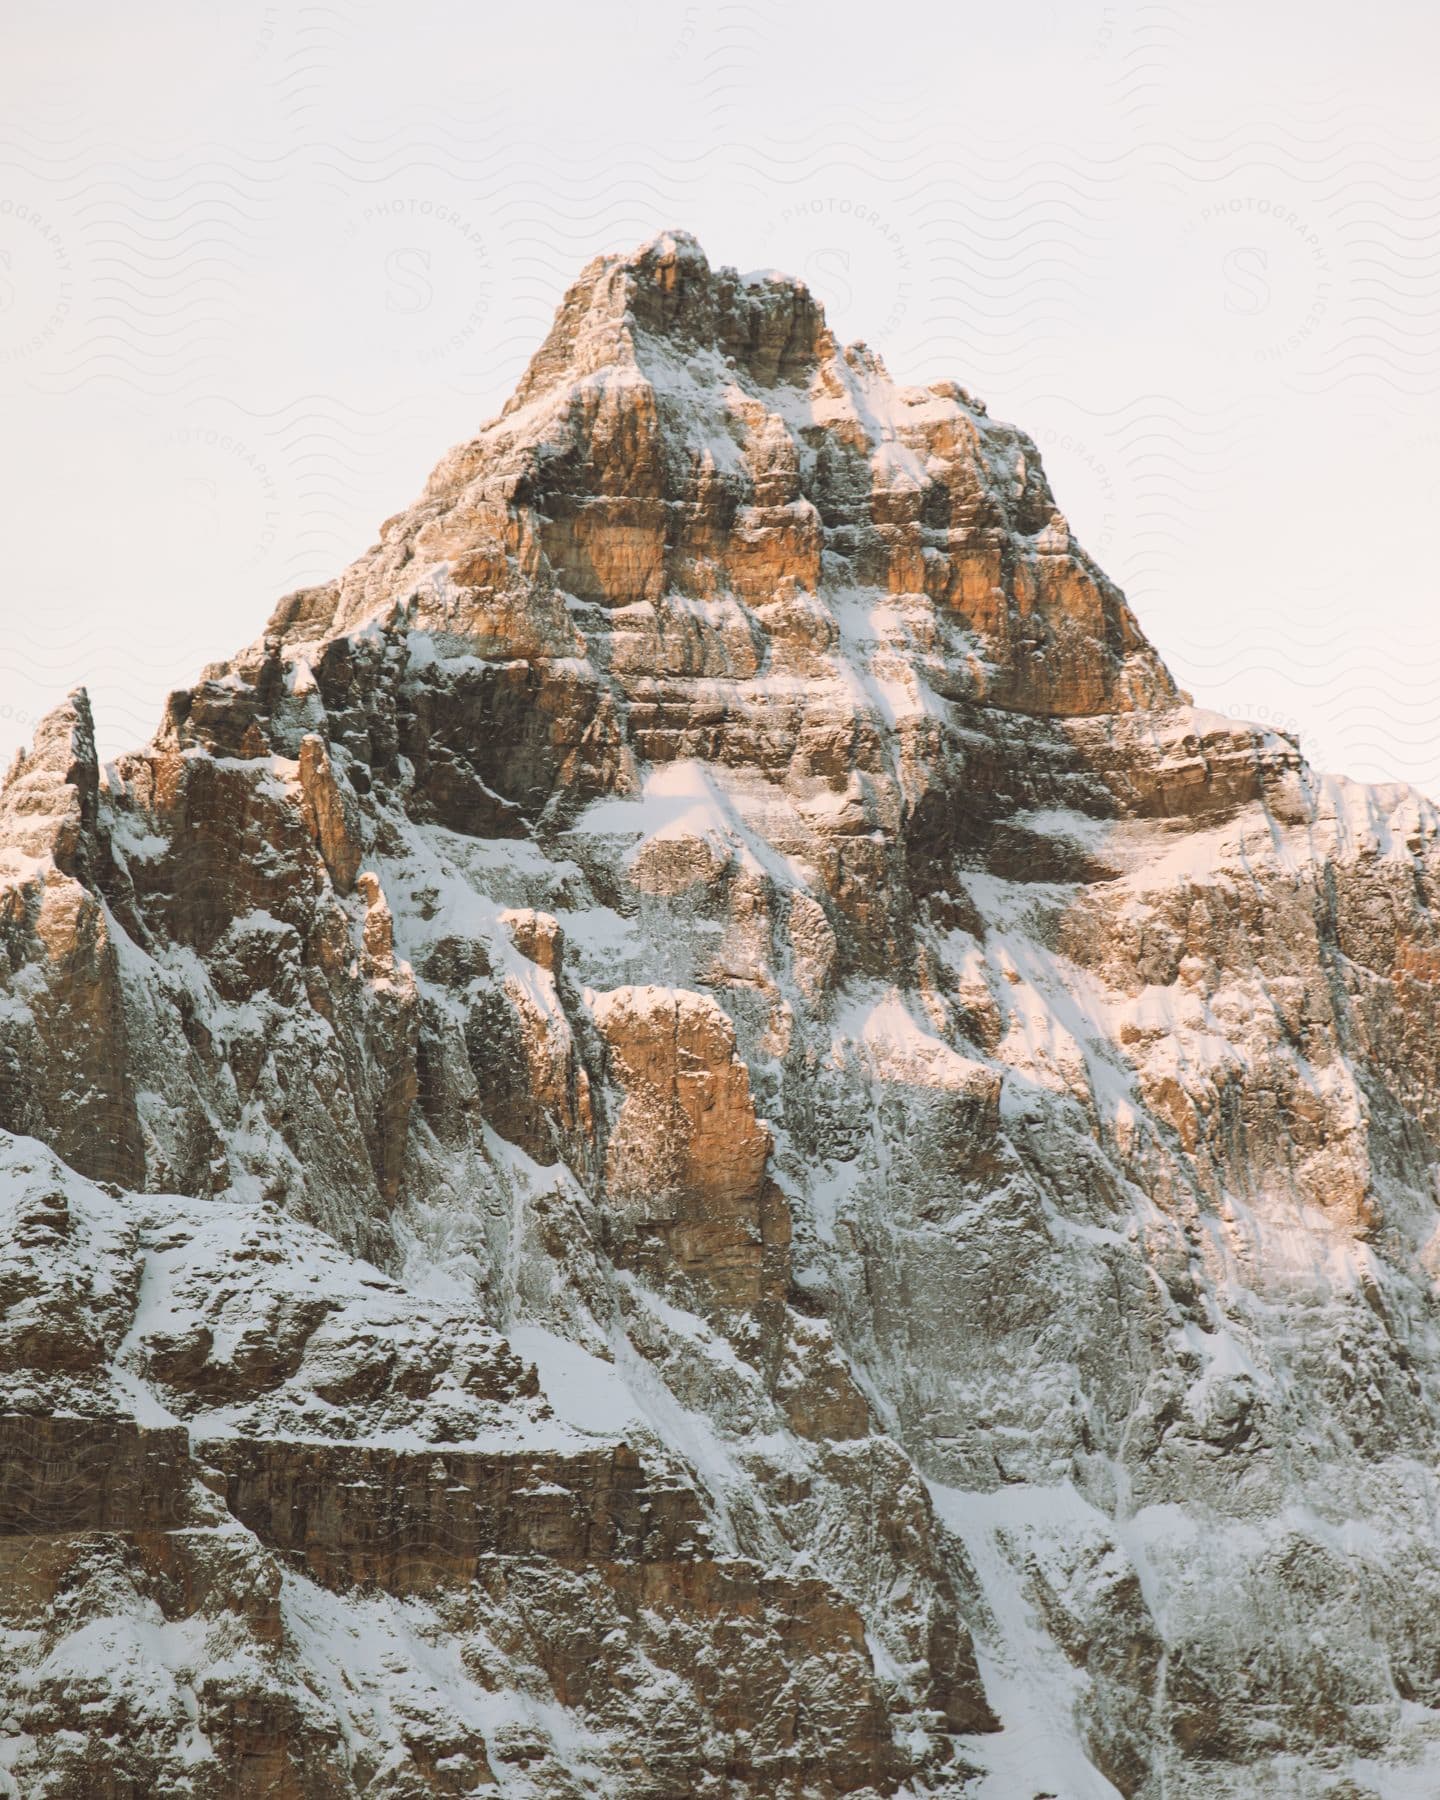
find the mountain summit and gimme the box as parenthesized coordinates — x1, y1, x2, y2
(272, 228, 1176, 720)
(4, 233, 1440, 1797)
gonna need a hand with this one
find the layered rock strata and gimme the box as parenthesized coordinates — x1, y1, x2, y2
(4, 231, 1440, 1797)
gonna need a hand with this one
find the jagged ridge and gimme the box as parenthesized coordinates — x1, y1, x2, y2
(4, 231, 1440, 1798)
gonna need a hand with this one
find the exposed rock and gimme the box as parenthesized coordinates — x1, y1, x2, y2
(591, 983, 784, 1324)
(3, 230, 1440, 1795)
(297, 731, 362, 893)
(0, 688, 100, 876)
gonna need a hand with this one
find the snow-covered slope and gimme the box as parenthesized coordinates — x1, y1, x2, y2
(6, 231, 1440, 1796)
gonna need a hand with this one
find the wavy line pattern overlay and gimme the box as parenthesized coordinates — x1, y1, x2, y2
(1, 2, 1437, 790)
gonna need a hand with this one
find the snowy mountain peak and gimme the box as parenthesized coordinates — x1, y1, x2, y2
(506, 227, 837, 406)
(261, 231, 1178, 724)
(4, 234, 1440, 1797)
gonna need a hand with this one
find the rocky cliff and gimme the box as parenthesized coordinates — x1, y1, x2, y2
(4, 230, 1440, 1798)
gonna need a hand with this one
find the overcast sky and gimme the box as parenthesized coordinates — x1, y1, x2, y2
(3, 1, 1438, 791)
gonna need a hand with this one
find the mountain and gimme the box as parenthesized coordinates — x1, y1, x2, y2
(4, 229, 1440, 1798)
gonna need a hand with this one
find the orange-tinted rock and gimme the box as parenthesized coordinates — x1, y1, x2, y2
(11, 229, 1440, 1795)
(591, 984, 785, 1319)
(0, 689, 99, 876)
(297, 732, 362, 892)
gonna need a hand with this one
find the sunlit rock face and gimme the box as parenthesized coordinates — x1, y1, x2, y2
(4, 230, 1440, 1798)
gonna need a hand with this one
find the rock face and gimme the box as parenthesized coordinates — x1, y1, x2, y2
(4, 230, 1440, 1795)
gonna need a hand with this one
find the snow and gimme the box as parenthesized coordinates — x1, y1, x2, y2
(281, 1572, 613, 1790)
(506, 1325, 640, 1436)
(802, 1157, 869, 1250)
(569, 758, 811, 891)
(928, 1480, 1126, 1800)
(11, 235, 1440, 1797)
(833, 984, 994, 1092)
(31, 1607, 216, 1773)
(551, 901, 643, 967)
(574, 759, 742, 842)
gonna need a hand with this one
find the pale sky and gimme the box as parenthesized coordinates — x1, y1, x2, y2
(3, 1, 1439, 791)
